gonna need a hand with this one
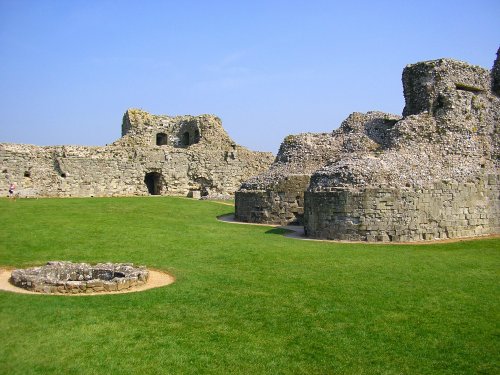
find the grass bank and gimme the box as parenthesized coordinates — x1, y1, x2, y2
(0, 197, 498, 374)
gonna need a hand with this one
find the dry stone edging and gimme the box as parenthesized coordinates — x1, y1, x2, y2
(1, 262, 175, 296)
(10, 261, 149, 294)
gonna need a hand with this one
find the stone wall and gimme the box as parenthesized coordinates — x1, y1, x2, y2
(304, 51, 499, 242)
(305, 174, 499, 242)
(235, 112, 400, 225)
(116, 109, 235, 148)
(235, 174, 311, 224)
(0, 111, 274, 198)
(235, 132, 337, 224)
(402, 58, 491, 117)
(236, 48, 499, 242)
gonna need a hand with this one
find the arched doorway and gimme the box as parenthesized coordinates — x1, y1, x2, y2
(182, 132, 190, 146)
(144, 172, 162, 195)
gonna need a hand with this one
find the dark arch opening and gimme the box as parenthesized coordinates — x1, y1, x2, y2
(194, 129, 200, 143)
(144, 172, 162, 195)
(156, 133, 168, 146)
(182, 132, 190, 146)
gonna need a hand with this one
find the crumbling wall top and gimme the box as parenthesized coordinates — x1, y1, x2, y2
(402, 58, 491, 117)
(117, 109, 235, 148)
(308, 53, 499, 192)
(238, 111, 400, 191)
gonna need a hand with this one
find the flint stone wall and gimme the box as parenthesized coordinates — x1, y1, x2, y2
(304, 174, 499, 242)
(304, 51, 499, 242)
(237, 49, 499, 242)
(235, 174, 311, 224)
(235, 112, 400, 225)
(0, 109, 274, 198)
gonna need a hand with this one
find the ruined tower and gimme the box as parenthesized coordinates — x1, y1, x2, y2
(236, 49, 499, 242)
(304, 55, 499, 241)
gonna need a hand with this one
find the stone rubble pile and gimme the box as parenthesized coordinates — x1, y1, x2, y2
(10, 261, 149, 294)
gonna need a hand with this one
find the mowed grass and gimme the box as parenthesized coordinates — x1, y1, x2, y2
(0, 197, 498, 374)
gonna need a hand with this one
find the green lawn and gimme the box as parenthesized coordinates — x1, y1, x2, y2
(0, 197, 498, 374)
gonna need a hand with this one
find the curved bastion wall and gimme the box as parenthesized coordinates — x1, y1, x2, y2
(0, 109, 274, 198)
(234, 112, 401, 225)
(237, 49, 500, 242)
(235, 132, 342, 225)
(304, 176, 499, 242)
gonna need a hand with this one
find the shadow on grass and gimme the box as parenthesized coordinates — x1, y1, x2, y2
(216, 212, 236, 222)
(265, 228, 293, 236)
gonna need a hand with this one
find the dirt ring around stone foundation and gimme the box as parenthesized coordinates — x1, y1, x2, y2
(0, 265, 175, 296)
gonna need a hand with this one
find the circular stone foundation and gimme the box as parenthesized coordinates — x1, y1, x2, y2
(9, 261, 150, 294)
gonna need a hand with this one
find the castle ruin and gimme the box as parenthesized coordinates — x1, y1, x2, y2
(235, 111, 401, 225)
(236, 49, 499, 242)
(2, 49, 498, 243)
(0, 109, 274, 198)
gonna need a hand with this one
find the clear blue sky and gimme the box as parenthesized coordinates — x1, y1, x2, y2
(0, 0, 498, 152)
